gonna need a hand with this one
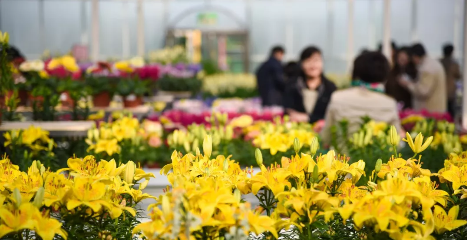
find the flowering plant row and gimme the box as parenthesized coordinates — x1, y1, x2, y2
(136, 129, 467, 239)
(0, 155, 156, 239)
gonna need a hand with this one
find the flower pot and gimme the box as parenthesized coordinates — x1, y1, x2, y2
(92, 91, 111, 107)
(18, 90, 28, 106)
(158, 90, 192, 99)
(123, 95, 142, 108)
(60, 91, 74, 108)
(145, 162, 161, 168)
(28, 93, 44, 107)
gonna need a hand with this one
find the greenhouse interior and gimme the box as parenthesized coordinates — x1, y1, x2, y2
(2, 0, 467, 239)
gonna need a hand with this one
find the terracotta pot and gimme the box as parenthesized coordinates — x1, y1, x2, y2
(18, 90, 28, 106)
(123, 95, 142, 108)
(28, 93, 44, 107)
(145, 162, 162, 169)
(158, 90, 192, 99)
(92, 91, 111, 107)
(60, 91, 74, 108)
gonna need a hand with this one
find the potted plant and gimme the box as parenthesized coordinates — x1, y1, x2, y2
(58, 78, 90, 120)
(0, 31, 13, 125)
(85, 62, 117, 107)
(157, 64, 202, 98)
(116, 78, 149, 108)
(113, 57, 147, 108)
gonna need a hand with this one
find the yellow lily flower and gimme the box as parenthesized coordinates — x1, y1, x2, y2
(94, 138, 121, 156)
(43, 172, 72, 207)
(441, 164, 467, 190)
(0, 203, 36, 238)
(433, 205, 467, 234)
(413, 176, 448, 209)
(32, 212, 68, 240)
(67, 177, 111, 212)
(247, 211, 278, 238)
(403, 132, 433, 155)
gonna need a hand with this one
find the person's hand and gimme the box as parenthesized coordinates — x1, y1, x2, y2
(290, 112, 309, 122)
(398, 77, 412, 89)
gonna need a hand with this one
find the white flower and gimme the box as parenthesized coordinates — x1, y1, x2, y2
(19, 60, 45, 72)
(129, 56, 145, 68)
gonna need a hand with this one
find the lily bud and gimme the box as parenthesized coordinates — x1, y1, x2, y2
(30, 161, 39, 174)
(195, 147, 201, 156)
(223, 158, 229, 172)
(183, 140, 191, 152)
(124, 161, 136, 184)
(233, 189, 241, 202)
(203, 135, 212, 158)
(313, 165, 319, 182)
(310, 137, 319, 155)
(293, 138, 301, 154)
(33, 187, 45, 208)
(375, 159, 382, 172)
(255, 148, 263, 166)
(13, 188, 21, 207)
(389, 125, 400, 146)
(192, 138, 199, 152)
(225, 126, 233, 140)
(363, 128, 372, 146)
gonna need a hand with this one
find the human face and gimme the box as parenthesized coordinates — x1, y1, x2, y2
(274, 52, 284, 62)
(301, 53, 323, 79)
(397, 51, 409, 67)
(412, 55, 421, 66)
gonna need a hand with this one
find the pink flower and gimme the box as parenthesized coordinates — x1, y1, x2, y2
(148, 135, 162, 147)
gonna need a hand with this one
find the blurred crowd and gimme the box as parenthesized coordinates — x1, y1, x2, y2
(256, 42, 461, 145)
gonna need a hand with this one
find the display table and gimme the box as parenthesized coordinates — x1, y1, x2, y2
(0, 121, 95, 137)
(14, 105, 152, 121)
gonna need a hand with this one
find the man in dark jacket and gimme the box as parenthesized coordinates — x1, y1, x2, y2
(256, 46, 285, 106)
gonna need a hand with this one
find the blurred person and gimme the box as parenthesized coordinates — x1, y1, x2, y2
(320, 51, 402, 146)
(385, 47, 417, 109)
(399, 43, 447, 113)
(284, 46, 337, 123)
(256, 46, 286, 106)
(378, 41, 398, 64)
(283, 61, 301, 83)
(440, 44, 461, 118)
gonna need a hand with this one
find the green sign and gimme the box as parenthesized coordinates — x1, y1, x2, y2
(197, 12, 218, 26)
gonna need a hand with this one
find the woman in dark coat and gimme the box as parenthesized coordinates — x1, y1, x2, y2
(385, 46, 417, 109)
(284, 46, 337, 123)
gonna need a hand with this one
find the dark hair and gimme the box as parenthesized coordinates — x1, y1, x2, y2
(393, 46, 417, 79)
(410, 43, 426, 57)
(352, 51, 390, 83)
(270, 46, 285, 56)
(377, 41, 397, 52)
(299, 46, 321, 62)
(0, 45, 24, 62)
(284, 61, 301, 81)
(443, 44, 454, 57)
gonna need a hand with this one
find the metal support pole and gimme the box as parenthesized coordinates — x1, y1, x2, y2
(91, 0, 99, 61)
(39, 0, 45, 54)
(80, 0, 88, 45)
(382, 0, 391, 61)
(461, 0, 467, 129)
(327, 0, 334, 58)
(347, 0, 354, 71)
(137, 0, 145, 56)
(122, 0, 130, 59)
(369, 0, 376, 49)
(410, 0, 418, 42)
(454, 0, 462, 58)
